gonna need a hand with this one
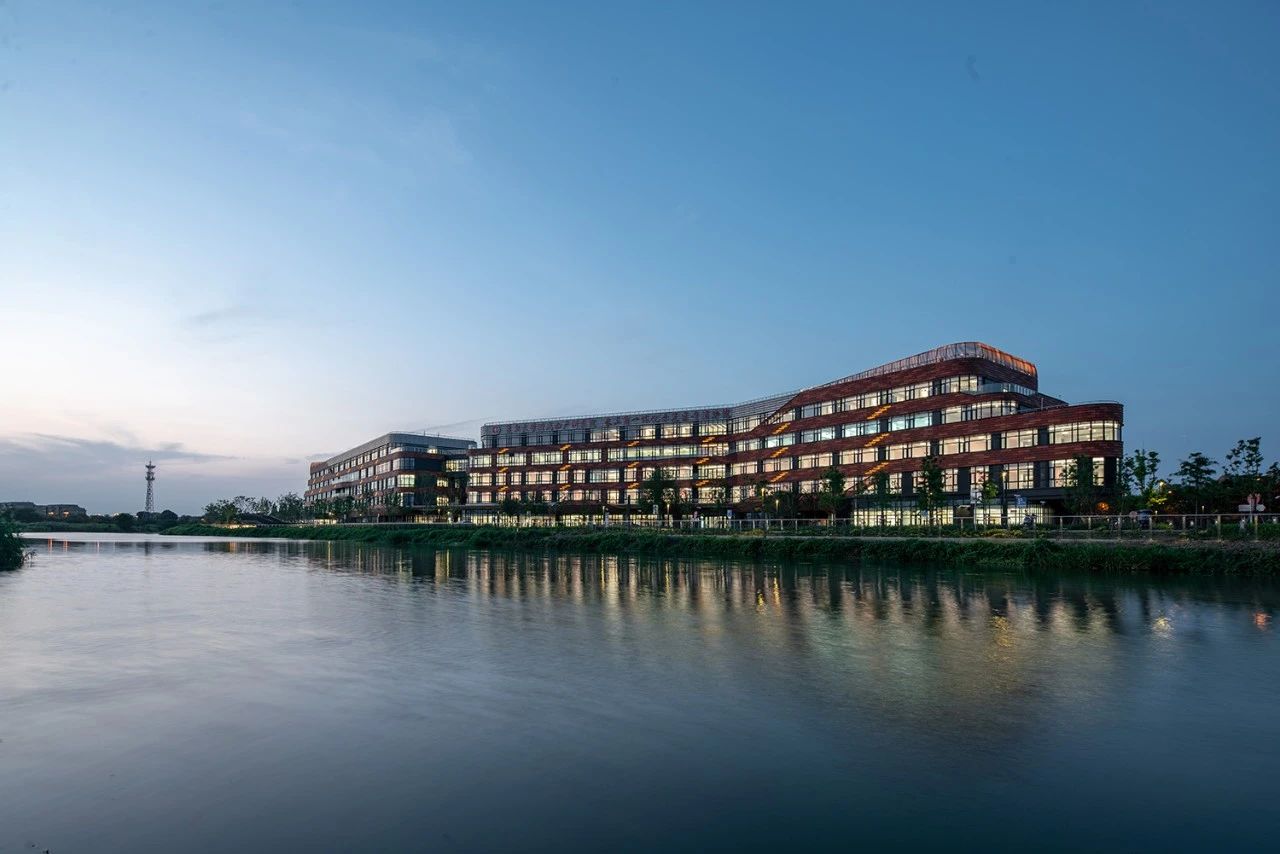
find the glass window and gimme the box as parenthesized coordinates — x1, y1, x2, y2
(1049, 457, 1106, 487)
(842, 421, 880, 439)
(797, 452, 834, 469)
(763, 433, 796, 449)
(889, 412, 933, 432)
(1004, 463, 1035, 490)
(799, 426, 837, 443)
(799, 401, 837, 419)
(1049, 421, 1120, 444)
(1002, 429, 1038, 449)
(887, 441, 929, 460)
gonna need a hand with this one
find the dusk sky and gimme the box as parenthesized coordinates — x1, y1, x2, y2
(2, 1, 1277, 514)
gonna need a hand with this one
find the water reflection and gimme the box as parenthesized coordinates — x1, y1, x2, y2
(7, 535, 1279, 852)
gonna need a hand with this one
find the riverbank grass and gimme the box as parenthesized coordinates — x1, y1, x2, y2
(159, 523, 1280, 575)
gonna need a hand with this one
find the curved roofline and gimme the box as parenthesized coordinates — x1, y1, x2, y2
(482, 341, 1037, 433)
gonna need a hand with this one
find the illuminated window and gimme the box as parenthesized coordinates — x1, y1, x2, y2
(1002, 429, 1038, 449)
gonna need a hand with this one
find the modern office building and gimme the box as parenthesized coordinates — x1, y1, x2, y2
(465, 342, 1122, 522)
(306, 432, 476, 516)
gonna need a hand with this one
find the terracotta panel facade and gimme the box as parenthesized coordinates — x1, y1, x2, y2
(466, 343, 1123, 516)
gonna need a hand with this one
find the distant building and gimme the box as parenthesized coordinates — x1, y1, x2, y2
(0, 502, 88, 519)
(305, 432, 476, 516)
(41, 504, 88, 519)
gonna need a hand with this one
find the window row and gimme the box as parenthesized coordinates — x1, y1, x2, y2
(791, 375, 982, 421)
(1048, 421, 1120, 444)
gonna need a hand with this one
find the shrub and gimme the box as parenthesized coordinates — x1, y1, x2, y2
(0, 518, 28, 571)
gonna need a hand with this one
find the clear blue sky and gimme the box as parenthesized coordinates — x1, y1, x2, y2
(1, 1, 1277, 514)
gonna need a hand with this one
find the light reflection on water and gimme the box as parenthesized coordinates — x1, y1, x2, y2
(2, 534, 1278, 852)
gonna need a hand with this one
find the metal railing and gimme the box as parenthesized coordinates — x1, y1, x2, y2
(436, 512, 1279, 542)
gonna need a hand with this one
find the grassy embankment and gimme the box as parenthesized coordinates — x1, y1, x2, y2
(161, 523, 1280, 575)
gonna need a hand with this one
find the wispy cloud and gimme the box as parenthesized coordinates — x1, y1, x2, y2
(182, 304, 265, 327)
(179, 302, 276, 344)
(0, 434, 300, 515)
(0, 433, 230, 467)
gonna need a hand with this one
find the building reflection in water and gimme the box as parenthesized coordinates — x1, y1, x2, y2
(29, 535, 1278, 750)
(208, 540, 1280, 744)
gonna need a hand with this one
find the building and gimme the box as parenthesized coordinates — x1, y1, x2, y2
(465, 342, 1123, 522)
(305, 433, 476, 517)
(0, 501, 88, 519)
(41, 503, 89, 519)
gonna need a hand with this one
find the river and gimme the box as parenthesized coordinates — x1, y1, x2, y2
(2, 533, 1278, 852)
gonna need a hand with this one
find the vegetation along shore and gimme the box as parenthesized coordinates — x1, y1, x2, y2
(1, 519, 28, 571)
(161, 523, 1280, 576)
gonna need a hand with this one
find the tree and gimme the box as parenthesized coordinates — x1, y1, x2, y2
(1175, 452, 1217, 513)
(770, 487, 798, 519)
(113, 512, 135, 532)
(332, 496, 354, 521)
(818, 467, 846, 521)
(1121, 449, 1161, 509)
(871, 471, 893, 526)
(204, 499, 238, 524)
(1061, 454, 1099, 516)
(275, 492, 305, 522)
(639, 468, 678, 518)
(498, 495, 521, 518)
(308, 498, 332, 520)
(1225, 437, 1264, 499)
(0, 517, 27, 571)
(712, 473, 735, 511)
(916, 455, 947, 525)
(383, 491, 404, 521)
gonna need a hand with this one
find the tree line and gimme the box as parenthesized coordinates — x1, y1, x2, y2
(203, 493, 308, 523)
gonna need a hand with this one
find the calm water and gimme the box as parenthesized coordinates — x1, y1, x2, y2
(3, 534, 1279, 852)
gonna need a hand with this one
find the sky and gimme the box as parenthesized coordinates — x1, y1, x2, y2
(1, 0, 1277, 514)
